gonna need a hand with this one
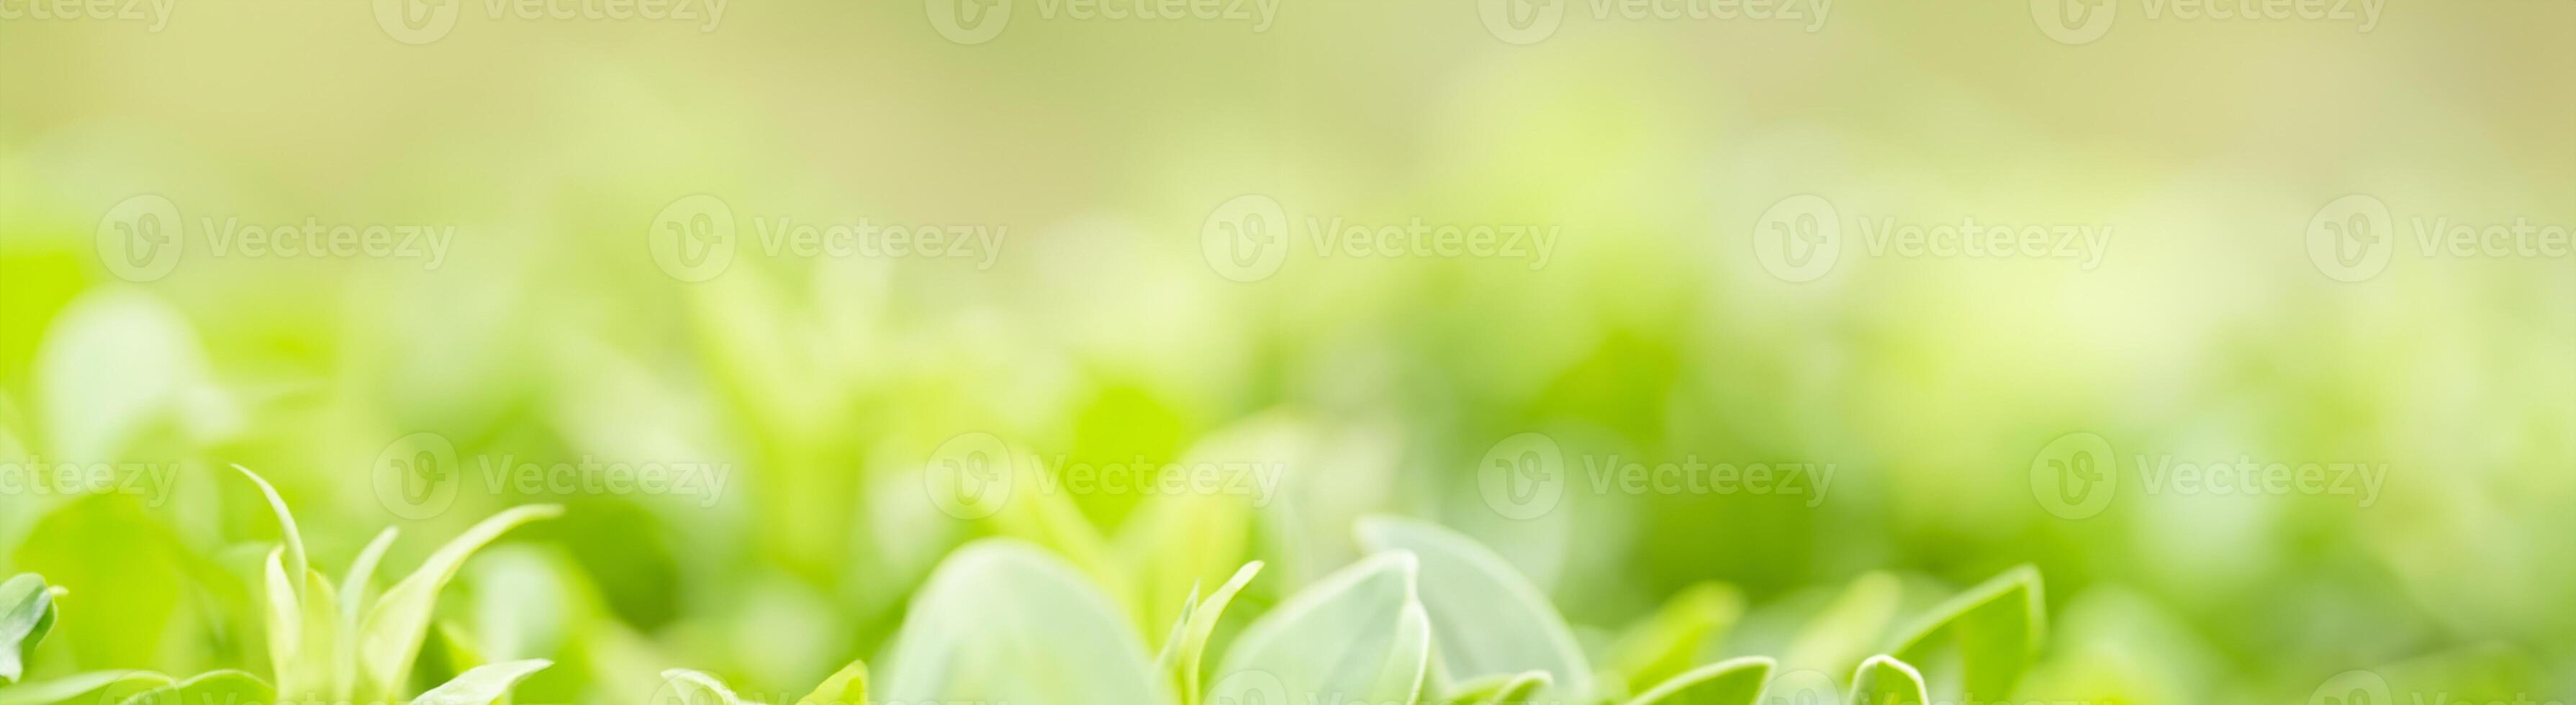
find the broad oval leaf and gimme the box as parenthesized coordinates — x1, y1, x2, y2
(877, 540, 1170, 705)
(1, 574, 56, 684)
(1886, 566, 2043, 701)
(115, 670, 274, 705)
(410, 659, 553, 705)
(1845, 656, 1928, 705)
(1215, 551, 1430, 705)
(1356, 517, 1594, 701)
(1624, 657, 1771, 705)
(358, 504, 564, 702)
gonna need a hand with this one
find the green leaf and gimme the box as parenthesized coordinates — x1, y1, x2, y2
(1609, 583, 1743, 691)
(342, 528, 402, 632)
(114, 670, 274, 705)
(1846, 656, 1928, 705)
(1886, 566, 2043, 701)
(795, 660, 867, 705)
(0, 670, 172, 705)
(1447, 670, 1550, 705)
(410, 659, 551, 705)
(357, 505, 564, 703)
(1154, 561, 1262, 705)
(262, 550, 343, 700)
(12, 496, 184, 668)
(1118, 489, 1252, 643)
(1783, 572, 1902, 677)
(232, 465, 309, 599)
(1214, 551, 1430, 705)
(1355, 516, 1595, 701)
(654, 669, 761, 705)
(1624, 657, 1771, 705)
(1, 575, 56, 684)
(877, 540, 1171, 705)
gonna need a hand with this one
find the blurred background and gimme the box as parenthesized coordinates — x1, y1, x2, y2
(1, 0, 2572, 703)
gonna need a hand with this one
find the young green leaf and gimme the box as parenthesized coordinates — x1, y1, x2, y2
(1, 574, 56, 684)
(342, 527, 402, 629)
(232, 465, 311, 597)
(1118, 490, 1252, 642)
(263, 550, 343, 700)
(1158, 561, 1262, 705)
(358, 504, 564, 703)
(410, 659, 552, 705)
(1783, 572, 1902, 677)
(654, 669, 760, 705)
(1215, 551, 1430, 705)
(114, 670, 275, 705)
(1886, 566, 2043, 701)
(1846, 655, 1928, 705)
(1609, 583, 1744, 691)
(877, 540, 1171, 705)
(1623, 657, 1771, 705)
(795, 659, 867, 705)
(1355, 517, 1596, 702)
(0, 670, 173, 705)
(1447, 670, 1550, 705)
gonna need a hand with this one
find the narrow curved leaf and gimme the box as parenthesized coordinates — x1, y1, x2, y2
(796, 660, 867, 705)
(358, 505, 564, 702)
(410, 659, 553, 705)
(1624, 657, 1771, 705)
(1216, 551, 1430, 705)
(115, 670, 274, 705)
(1846, 656, 1928, 705)
(1356, 516, 1595, 701)
(1609, 583, 1743, 691)
(1448, 670, 1550, 705)
(0, 670, 172, 705)
(1, 574, 55, 684)
(1158, 561, 1262, 705)
(878, 540, 1170, 705)
(1886, 566, 2043, 701)
(1784, 572, 1902, 677)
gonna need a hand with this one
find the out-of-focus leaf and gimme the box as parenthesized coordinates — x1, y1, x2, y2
(1623, 657, 1770, 705)
(1446, 670, 1550, 705)
(1846, 656, 1928, 705)
(114, 670, 273, 705)
(32, 290, 222, 460)
(0, 670, 171, 705)
(1214, 551, 1429, 705)
(1355, 517, 1595, 701)
(1784, 572, 1902, 676)
(653, 669, 760, 705)
(1886, 566, 2042, 701)
(1153, 561, 1261, 705)
(12, 496, 183, 668)
(1117, 490, 1251, 641)
(795, 659, 866, 705)
(410, 658, 551, 705)
(877, 540, 1170, 705)
(1609, 582, 1743, 691)
(357, 505, 564, 703)
(1, 574, 55, 684)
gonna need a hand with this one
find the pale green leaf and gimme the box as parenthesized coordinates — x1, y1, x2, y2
(1157, 561, 1262, 705)
(877, 540, 1171, 705)
(1886, 566, 2043, 701)
(1356, 516, 1595, 701)
(1846, 656, 1928, 705)
(1215, 551, 1430, 705)
(12, 496, 183, 667)
(232, 465, 309, 597)
(115, 670, 274, 705)
(1447, 670, 1550, 705)
(1624, 657, 1771, 705)
(410, 659, 552, 705)
(1609, 583, 1743, 691)
(358, 505, 564, 702)
(795, 660, 866, 705)
(0, 670, 172, 705)
(654, 669, 756, 705)
(1783, 572, 1902, 677)
(1, 574, 55, 684)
